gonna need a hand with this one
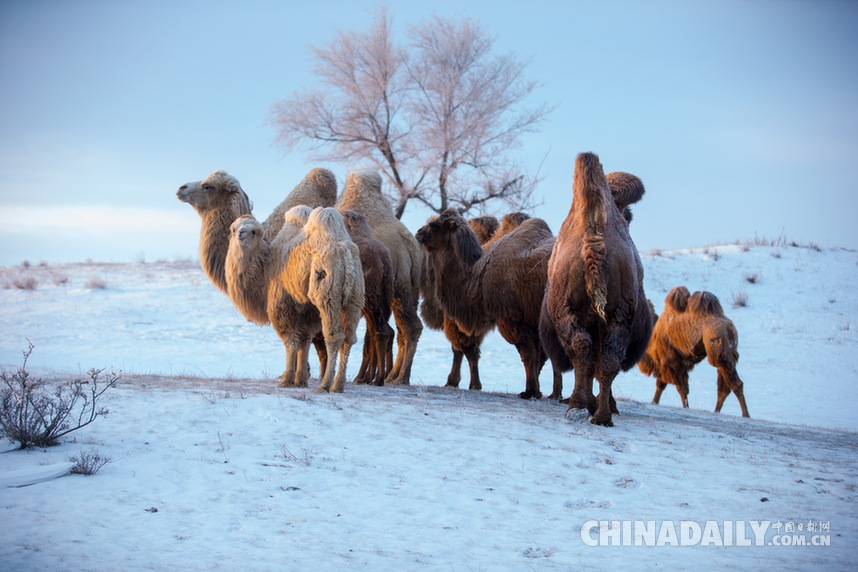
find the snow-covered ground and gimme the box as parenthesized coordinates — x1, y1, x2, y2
(1, 243, 856, 570)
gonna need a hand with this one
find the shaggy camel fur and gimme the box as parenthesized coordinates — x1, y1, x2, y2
(539, 152, 652, 426)
(226, 209, 321, 388)
(336, 170, 423, 385)
(468, 216, 499, 245)
(227, 207, 364, 392)
(638, 286, 750, 417)
(177, 168, 337, 294)
(419, 212, 535, 391)
(416, 209, 562, 399)
(339, 210, 395, 386)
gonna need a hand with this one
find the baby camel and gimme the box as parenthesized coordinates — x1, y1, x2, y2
(638, 286, 750, 417)
(226, 208, 364, 392)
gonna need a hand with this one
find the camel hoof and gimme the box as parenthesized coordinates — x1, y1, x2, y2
(468, 384, 482, 391)
(518, 391, 542, 400)
(313, 386, 329, 394)
(444, 382, 461, 389)
(386, 379, 410, 387)
(590, 415, 614, 427)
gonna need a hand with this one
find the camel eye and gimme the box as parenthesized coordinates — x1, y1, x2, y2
(202, 184, 213, 191)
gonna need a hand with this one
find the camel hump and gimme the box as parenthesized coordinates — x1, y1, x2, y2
(606, 171, 645, 210)
(688, 290, 725, 317)
(664, 286, 691, 313)
(574, 152, 610, 321)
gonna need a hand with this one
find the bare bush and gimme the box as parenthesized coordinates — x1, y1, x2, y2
(0, 341, 121, 449)
(743, 272, 760, 284)
(86, 277, 108, 289)
(732, 290, 748, 308)
(13, 274, 38, 291)
(68, 448, 114, 475)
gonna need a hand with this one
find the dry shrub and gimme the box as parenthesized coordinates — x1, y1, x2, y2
(13, 274, 38, 290)
(86, 276, 108, 289)
(743, 272, 760, 284)
(0, 341, 120, 449)
(68, 448, 114, 475)
(731, 290, 748, 308)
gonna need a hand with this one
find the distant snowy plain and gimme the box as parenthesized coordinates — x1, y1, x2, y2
(1, 243, 856, 570)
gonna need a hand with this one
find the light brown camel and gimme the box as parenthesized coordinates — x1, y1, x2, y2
(638, 286, 750, 417)
(177, 168, 337, 294)
(539, 152, 653, 426)
(416, 209, 562, 399)
(335, 170, 423, 385)
(226, 208, 320, 388)
(339, 210, 395, 386)
(226, 207, 364, 392)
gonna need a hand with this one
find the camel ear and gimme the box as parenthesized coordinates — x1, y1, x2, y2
(453, 222, 483, 267)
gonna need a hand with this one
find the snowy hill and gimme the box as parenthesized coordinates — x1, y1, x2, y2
(1, 242, 856, 570)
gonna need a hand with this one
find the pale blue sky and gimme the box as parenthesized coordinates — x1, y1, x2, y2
(1, 0, 856, 266)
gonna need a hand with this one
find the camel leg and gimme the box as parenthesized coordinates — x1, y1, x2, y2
(652, 380, 668, 404)
(278, 340, 300, 388)
(354, 331, 372, 385)
(548, 368, 564, 401)
(373, 325, 394, 386)
(716, 368, 750, 417)
(591, 376, 617, 427)
(446, 349, 464, 388)
(515, 342, 543, 399)
(294, 340, 313, 388)
(331, 341, 353, 393)
(463, 343, 482, 391)
(313, 333, 327, 384)
(385, 292, 423, 385)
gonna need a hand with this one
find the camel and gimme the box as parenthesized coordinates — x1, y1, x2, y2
(416, 209, 562, 399)
(638, 286, 750, 417)
(339, 209, 395, 386)
(226, 207, 364, 393)
(177, 168, 337, 295)
(335, 170, 423, 385)
(418, 212, 536, 392)
(539, 152, 653, 426)
(226, 208, 319, 388)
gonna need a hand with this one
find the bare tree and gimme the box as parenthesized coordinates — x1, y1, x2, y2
(270, 7, 552, 219)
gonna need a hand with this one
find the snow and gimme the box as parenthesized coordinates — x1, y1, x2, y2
(1, 243, 856, 570)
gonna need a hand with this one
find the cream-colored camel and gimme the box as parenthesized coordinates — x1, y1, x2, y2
(227, 207, 364, 392)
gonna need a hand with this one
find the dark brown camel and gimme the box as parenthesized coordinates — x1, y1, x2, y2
(539, 152, 653, 426)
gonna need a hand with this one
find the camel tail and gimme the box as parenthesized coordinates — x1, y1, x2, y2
(575, 152, 609, 321)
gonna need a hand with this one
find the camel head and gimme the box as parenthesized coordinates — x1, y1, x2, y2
(177, 170, 249, 215)
(229, 214, 265, 247)
(415, 208, 482, 267)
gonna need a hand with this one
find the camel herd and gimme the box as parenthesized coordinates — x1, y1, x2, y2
(178, 152, 748, 426)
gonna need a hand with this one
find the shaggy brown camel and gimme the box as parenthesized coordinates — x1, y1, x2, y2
(638, 286, 750, 417)
(419, 212, 537, 392)
(339, 210, 395, 386)
(336, 170, 423, 385)
(416, 209, 562, 399)
(226, 208, 364, 392)
(177, 168, 337, 294)
(539, 152, 653, 426)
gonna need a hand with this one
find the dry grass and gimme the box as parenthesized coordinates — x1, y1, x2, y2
(86, 276, 108, 289)
(731, 289, 749, 308)
(743, 272, 761, 284)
